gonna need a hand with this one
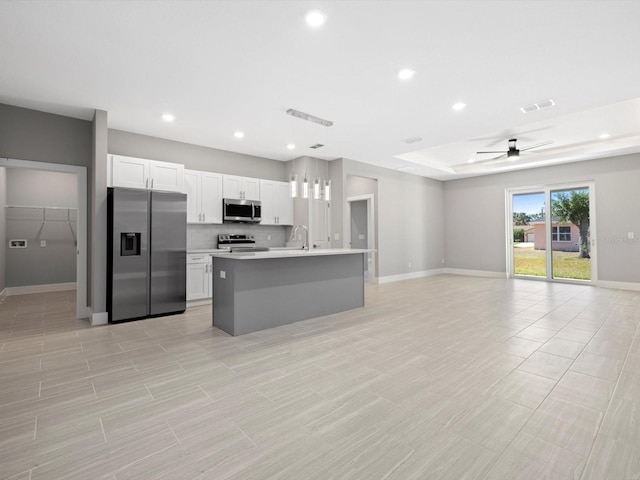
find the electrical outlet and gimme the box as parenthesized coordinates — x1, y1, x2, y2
(40, 240, 46, 247)
(442, 258, 445, 264)
(334, 233, 340, 240)
(408, 262, 412, 268)
(628, 232, 635, 240)
(220, 270, 226, 279)
(267, 234, 271, 241)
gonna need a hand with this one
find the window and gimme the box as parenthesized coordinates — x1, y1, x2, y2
(552, 225, 572, 242)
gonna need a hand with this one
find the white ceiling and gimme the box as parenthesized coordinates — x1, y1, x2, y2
(1, 1, 640, 180)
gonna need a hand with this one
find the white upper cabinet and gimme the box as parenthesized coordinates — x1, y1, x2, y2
(259, 180, 293, 225)
(149, 159, 184, 192)
(223, 175, 260, 201)
(110, 155, 149, 189)
(109, 155, 183, 192)
(184, 169, 222, 224)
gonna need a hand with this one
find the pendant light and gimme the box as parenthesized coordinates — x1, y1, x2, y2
(314, 178, 321, 199)
(324, 180, 331, 201)
(302, 175, 309, 199)
(290, 173, 298, 198)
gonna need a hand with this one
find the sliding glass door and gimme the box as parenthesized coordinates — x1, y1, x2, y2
(508, 183, 595, 282)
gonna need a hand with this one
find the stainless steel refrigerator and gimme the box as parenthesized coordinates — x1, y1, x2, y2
(107, 187, 187, 323)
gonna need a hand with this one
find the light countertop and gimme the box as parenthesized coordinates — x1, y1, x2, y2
(210, 248, 374, 260)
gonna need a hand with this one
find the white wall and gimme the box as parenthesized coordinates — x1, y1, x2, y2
(333, 158, 445, 279)
(444, 153, 640, 283)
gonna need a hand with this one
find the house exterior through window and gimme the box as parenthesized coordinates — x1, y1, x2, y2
(552, 225, 572, 242)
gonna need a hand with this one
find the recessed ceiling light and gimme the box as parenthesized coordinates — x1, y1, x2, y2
(599, 133, 610, 139)
(452, 102, 466, 111)
(286, 143, 296, 150)
(397, 69, 415, 81)
(234, 131, 245, 139)
(161, 113, 175, 122)
(305, 10, 326, 28)
(468, 158, 475, 164)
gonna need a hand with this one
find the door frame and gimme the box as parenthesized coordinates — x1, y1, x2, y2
(346, 194, 376, 282)
(0, 157, 88, 318)
(506, 181, 597, 284)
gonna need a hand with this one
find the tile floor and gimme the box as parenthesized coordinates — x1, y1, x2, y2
(1, 275, 639, 479)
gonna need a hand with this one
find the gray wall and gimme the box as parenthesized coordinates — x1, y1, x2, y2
(0, 103, 92, 298)
(0, 167, 6, 293)
(5, 169, 77, 287)
(6, 169, 77, 207)
(334, 158, 445, 279)
(350, 200, 368, 249)
(444, 154, 640, 283)
(0, 103, 92, 167)
(92, 110, 108, 316)
(108, 129, 287, 181)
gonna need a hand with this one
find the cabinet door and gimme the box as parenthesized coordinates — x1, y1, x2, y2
(149, 160, 184, 192)
(184, 170, 202, 223)
(276, 182, 293, 225)
(201, 172, 223, 224)
(259, 180, 277, 225)
(187, 262, 208, 300)
(242, 177, 261, 201)
(111, 155, 149, 189)
(223, 175, 243, 199)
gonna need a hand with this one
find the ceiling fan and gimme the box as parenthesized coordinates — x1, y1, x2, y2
(476, 138, 553, 160)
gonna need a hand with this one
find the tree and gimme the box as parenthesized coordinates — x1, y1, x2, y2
(513, 212, 530, 226)
(514, 228, 525, 242)
(552, 190, 590, 258)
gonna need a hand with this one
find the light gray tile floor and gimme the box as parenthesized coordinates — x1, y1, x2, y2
(0, 275, 639, 479)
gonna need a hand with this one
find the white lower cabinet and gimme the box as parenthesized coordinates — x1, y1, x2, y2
(187, 254, 212, 300)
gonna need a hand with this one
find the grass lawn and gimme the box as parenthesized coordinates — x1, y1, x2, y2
(514, 246, 591, 280)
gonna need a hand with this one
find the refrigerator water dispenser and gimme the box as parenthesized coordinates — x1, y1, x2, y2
(120, 232, 141, 256)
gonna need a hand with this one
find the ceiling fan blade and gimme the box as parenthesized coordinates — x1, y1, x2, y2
(476, 150, 508, 154)
(520, 140, 553, 151)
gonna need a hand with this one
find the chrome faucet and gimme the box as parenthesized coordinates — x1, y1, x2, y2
(293, 225, 309, 250)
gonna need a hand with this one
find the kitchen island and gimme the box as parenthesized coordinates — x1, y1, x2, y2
(210, 249, 372, 335)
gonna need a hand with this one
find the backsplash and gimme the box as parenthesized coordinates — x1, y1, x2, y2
(187, 224, 289, 250)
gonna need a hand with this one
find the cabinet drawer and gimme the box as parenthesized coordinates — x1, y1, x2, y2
(187, 254, 209, 264)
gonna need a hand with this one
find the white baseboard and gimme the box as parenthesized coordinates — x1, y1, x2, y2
(377, 269, 445, 284)
(91, 311, 109, 326)
(596, 280, 640, 292)
(442, 268, 508, 278)
(4, 282, 77, 296)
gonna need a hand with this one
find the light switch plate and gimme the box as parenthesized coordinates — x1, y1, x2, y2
(220, 270, 226, 279)
(40, 240, 47, 247)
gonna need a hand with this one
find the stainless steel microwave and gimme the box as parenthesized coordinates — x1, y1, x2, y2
(223, 198, 261, 223)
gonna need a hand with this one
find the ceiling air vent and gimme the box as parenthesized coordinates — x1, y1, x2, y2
(519, 99, 556, 113)
(403, 136, 423, 144)
(309, 144, 324, 149)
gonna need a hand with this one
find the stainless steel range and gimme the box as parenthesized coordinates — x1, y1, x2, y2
(217, 234, 269, 253)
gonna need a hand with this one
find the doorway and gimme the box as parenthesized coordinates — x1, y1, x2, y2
(508, 182, 596, 283)
(346, 194, 375, 282)
(0, 158, 87, 318)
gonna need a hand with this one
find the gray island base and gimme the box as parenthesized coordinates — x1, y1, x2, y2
(211, 250, 369, 336)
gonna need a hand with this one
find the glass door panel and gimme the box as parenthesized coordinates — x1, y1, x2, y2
(550, 187, 591, 280)
(512, 192, 546, 277)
